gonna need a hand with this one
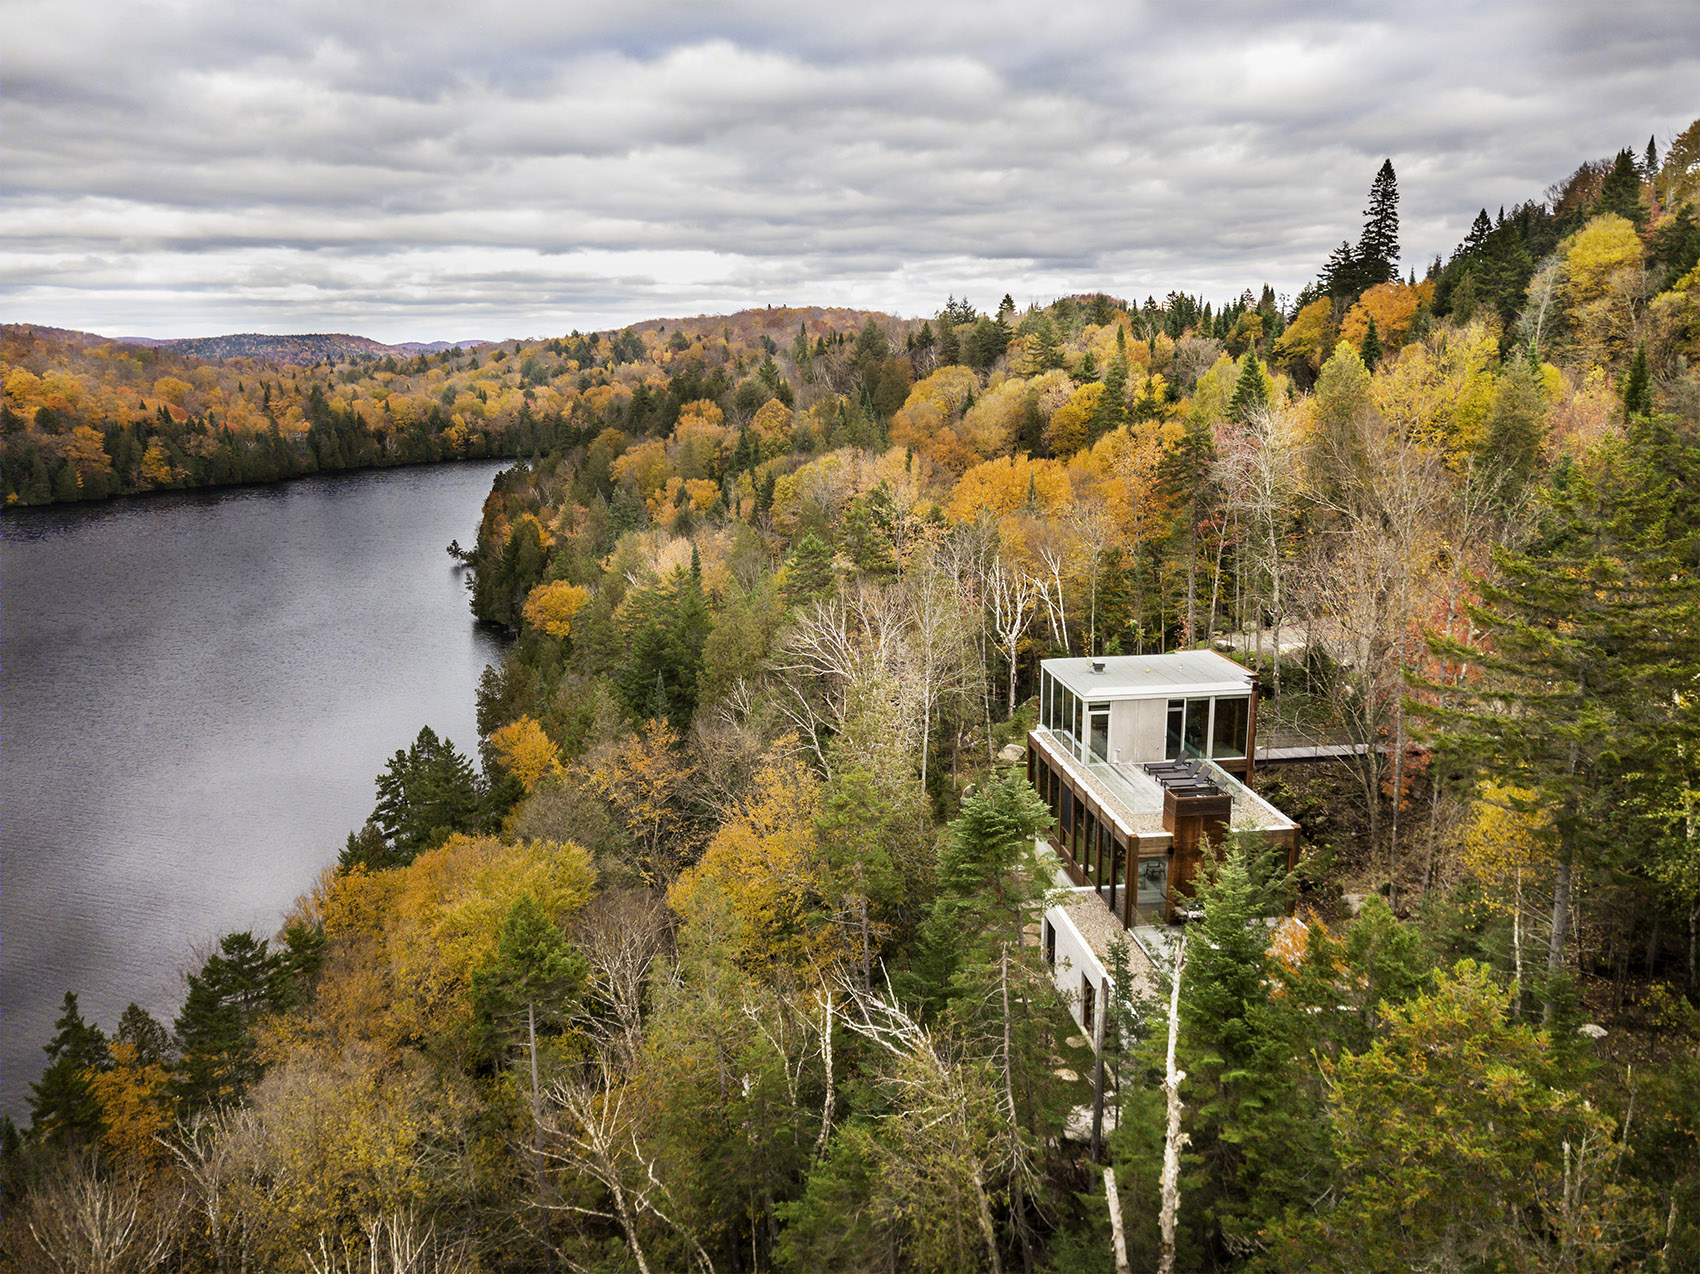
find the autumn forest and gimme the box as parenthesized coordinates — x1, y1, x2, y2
(5, 124, 1700, 1273)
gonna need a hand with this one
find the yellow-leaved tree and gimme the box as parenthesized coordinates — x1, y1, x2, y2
(669, 752, 842, 972)
(384, 834, 596, 1048)
(580, 718, 701, 885)
(521, 580, 590, 639)
(1044, 382, 1104, 456)
(87, 1040, 171, 1181)
(1461, 780, 1553, 1005)
(1561, 213, 1648, 368)
(1340, 281, 1429, 352)
(488, 715, 562, 791)
(945, 455, 1072, 524)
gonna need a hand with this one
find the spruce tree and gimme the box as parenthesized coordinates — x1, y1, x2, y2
(938, 320, 961, 367)
(1093, 346, 1130, 439)
(1593, 147, 1648, 226)
(1359, 315, 1382, 370)
(905, 766, 1051, 1012)
(370, 725, 482, 862)
(1481, 356, 1548, 508)
(28, 992, 110, 1146)
(172, 932, 284, 1112)
(1355, 159, 1400, 287)
(1422, 428, 1696, 1023)
(781, 531, 836, 608)
(1228, 352, 1271, 422)
(1622, 340, 1652, 419)
(1322, 240, 1360, 299)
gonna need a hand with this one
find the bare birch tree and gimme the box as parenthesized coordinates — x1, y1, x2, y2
(1158, 935, 1190, 1274)
(22, 1153, 180, 1274)
(843, 974, 1038, 1274)
(773, 585, 919, 775)
(989, 553, 1042, 716)
(1219, 405, 1301, 698)
(542, 1065, 716, 1274)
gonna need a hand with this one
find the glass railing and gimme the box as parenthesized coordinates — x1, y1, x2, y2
(1084, 755, 1164, 817)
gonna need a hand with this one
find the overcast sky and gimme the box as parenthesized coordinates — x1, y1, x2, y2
(7, 1, 1695, 343)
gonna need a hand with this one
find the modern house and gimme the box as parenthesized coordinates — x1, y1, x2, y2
(1025, 651, 1301, 1039)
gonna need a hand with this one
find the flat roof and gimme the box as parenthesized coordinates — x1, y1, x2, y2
(1044, 650, 1253, 700)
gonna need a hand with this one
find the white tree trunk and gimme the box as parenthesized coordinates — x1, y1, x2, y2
(1158, 935, 1189, 1274)
(1103, 1167, 1132, 1274)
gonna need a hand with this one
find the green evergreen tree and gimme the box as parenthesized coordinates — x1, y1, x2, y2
(1422, 425, 1697, 1023)
(1355, 159, 1400, 285)
(843, 485, 898, 577)
(1622, 339, 1652, 419)
(616, 564, 710, 728)
(1477, 357, 1547, 508)
(963, 315, 1010, 370)
(1019, 311, 1064, 374)
(52, 461, 80, 502)
(1358, 315, 1382, 370)
(1322, 239, 1361, 300)
(1593, 147, 1648, 227)
(906, 766, 1052, 1012)
(171, 931, 284, 1113)
(114, 1003, 172, 1066)
(1227, 352, 1271, 423)
(1649, 204, 1700, 289)
(27, 992, 110, 1146)
(781, 530, 836, 608)
(470, 891, 587, 1059)
(1091, 347, 1130, 440)
(1017, 387, 1046, 457)
(1266, 962, 1602, 1272)
(369, 725, 482, 863)
(938, 320, 961, 367)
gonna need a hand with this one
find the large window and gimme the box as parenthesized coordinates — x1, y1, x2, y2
(1137, 856, 1168, 919)
(1212, 696, 1250, 759)
(1165, 696, 1253, 761)
(1088, 702, 1110, 762)
(1105, 836, 1125, 917)
(1047, 679, 1081, 754)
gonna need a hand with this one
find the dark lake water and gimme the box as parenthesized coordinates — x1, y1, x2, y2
(2, 462, 511, 1116)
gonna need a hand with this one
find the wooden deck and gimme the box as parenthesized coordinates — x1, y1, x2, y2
(1254, 742, 1369, 765)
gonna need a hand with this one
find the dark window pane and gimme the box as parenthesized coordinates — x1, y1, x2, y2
(1184, 698, 1209, 757)
(1212, 696, 1249, 758)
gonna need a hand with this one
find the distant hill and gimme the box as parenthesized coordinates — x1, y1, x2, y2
(8, 327, 488, 365)
(118, 332, 490, 365)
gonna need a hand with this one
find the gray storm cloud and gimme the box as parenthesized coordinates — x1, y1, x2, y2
(6, 0, 1693, 341)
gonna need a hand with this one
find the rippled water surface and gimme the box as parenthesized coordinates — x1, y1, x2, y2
(2, 462, 510, 1115)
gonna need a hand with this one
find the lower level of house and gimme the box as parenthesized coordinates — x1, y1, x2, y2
(1025, 724, 1302, 1040)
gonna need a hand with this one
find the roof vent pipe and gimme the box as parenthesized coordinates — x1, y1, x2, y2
(1090, 658, 1105, 673)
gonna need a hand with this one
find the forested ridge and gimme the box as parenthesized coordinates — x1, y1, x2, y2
(7, 128, 1700, 1273)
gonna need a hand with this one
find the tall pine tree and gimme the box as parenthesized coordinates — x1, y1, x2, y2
(1355, 159, 1400, 287)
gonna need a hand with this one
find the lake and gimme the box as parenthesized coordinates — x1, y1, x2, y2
(1, 461, 511, 1116)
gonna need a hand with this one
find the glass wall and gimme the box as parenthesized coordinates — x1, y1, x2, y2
(1136, 856, 1168, 924)
(1164, 695, 1253, 761)
(1184, 697, 1210, 756)
(1211, 696, 1250, 759)
(1041, 671, 1083, 757)
(1088, 702, 1110, 762)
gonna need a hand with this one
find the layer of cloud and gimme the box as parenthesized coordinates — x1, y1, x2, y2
(6, 0, 1694, 341)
